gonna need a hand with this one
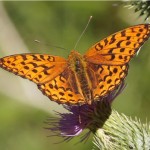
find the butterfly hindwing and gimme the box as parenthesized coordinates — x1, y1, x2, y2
(38, 69, 85, 105)
(89, 63, 128, 99)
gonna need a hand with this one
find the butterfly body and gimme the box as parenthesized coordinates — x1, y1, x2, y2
(0, 24, 150, 105)
(68, 51, 94, 105)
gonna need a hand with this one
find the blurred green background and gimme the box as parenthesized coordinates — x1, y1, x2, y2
(0, 1, 150, 150)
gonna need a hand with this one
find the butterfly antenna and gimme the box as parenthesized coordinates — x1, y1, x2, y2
(74, 16, 93, 50)
(34, 40, 67, 50)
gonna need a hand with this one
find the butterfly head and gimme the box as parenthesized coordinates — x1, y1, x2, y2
(68, 50, 84, 68)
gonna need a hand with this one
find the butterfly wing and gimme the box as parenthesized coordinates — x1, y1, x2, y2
(84, 24, 150, 99)
(38, 68, 85, 105)
(0, 53, 85, 105)
(88, 62, 128, 98)
(85, 24, 150, 65)
(0, 54, 68, 84)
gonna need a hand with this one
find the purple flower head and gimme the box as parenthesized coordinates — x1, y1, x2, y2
(46, 82, 125, 142)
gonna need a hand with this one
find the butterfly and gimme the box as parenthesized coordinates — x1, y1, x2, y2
(0, 24, 150, 105)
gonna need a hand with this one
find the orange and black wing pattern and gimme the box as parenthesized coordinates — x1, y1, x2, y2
(84, 24, 150, 100)
(0, 53, 85, 104)
(0, 24, 150, 105)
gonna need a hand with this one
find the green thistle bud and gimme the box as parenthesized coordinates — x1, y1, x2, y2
(93, 110, 150, 149)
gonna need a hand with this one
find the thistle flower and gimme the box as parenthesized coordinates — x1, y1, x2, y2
(46, 82, 125, 142)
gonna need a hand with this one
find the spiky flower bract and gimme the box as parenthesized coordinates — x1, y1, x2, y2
(93, 110, 150, 149)
(125, 0, 150, 20)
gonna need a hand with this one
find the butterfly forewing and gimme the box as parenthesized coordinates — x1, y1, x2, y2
(85, 24, 150, 65)
(0, 54, 68, 84)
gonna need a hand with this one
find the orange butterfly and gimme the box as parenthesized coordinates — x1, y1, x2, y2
(0, 24, 150, 105)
